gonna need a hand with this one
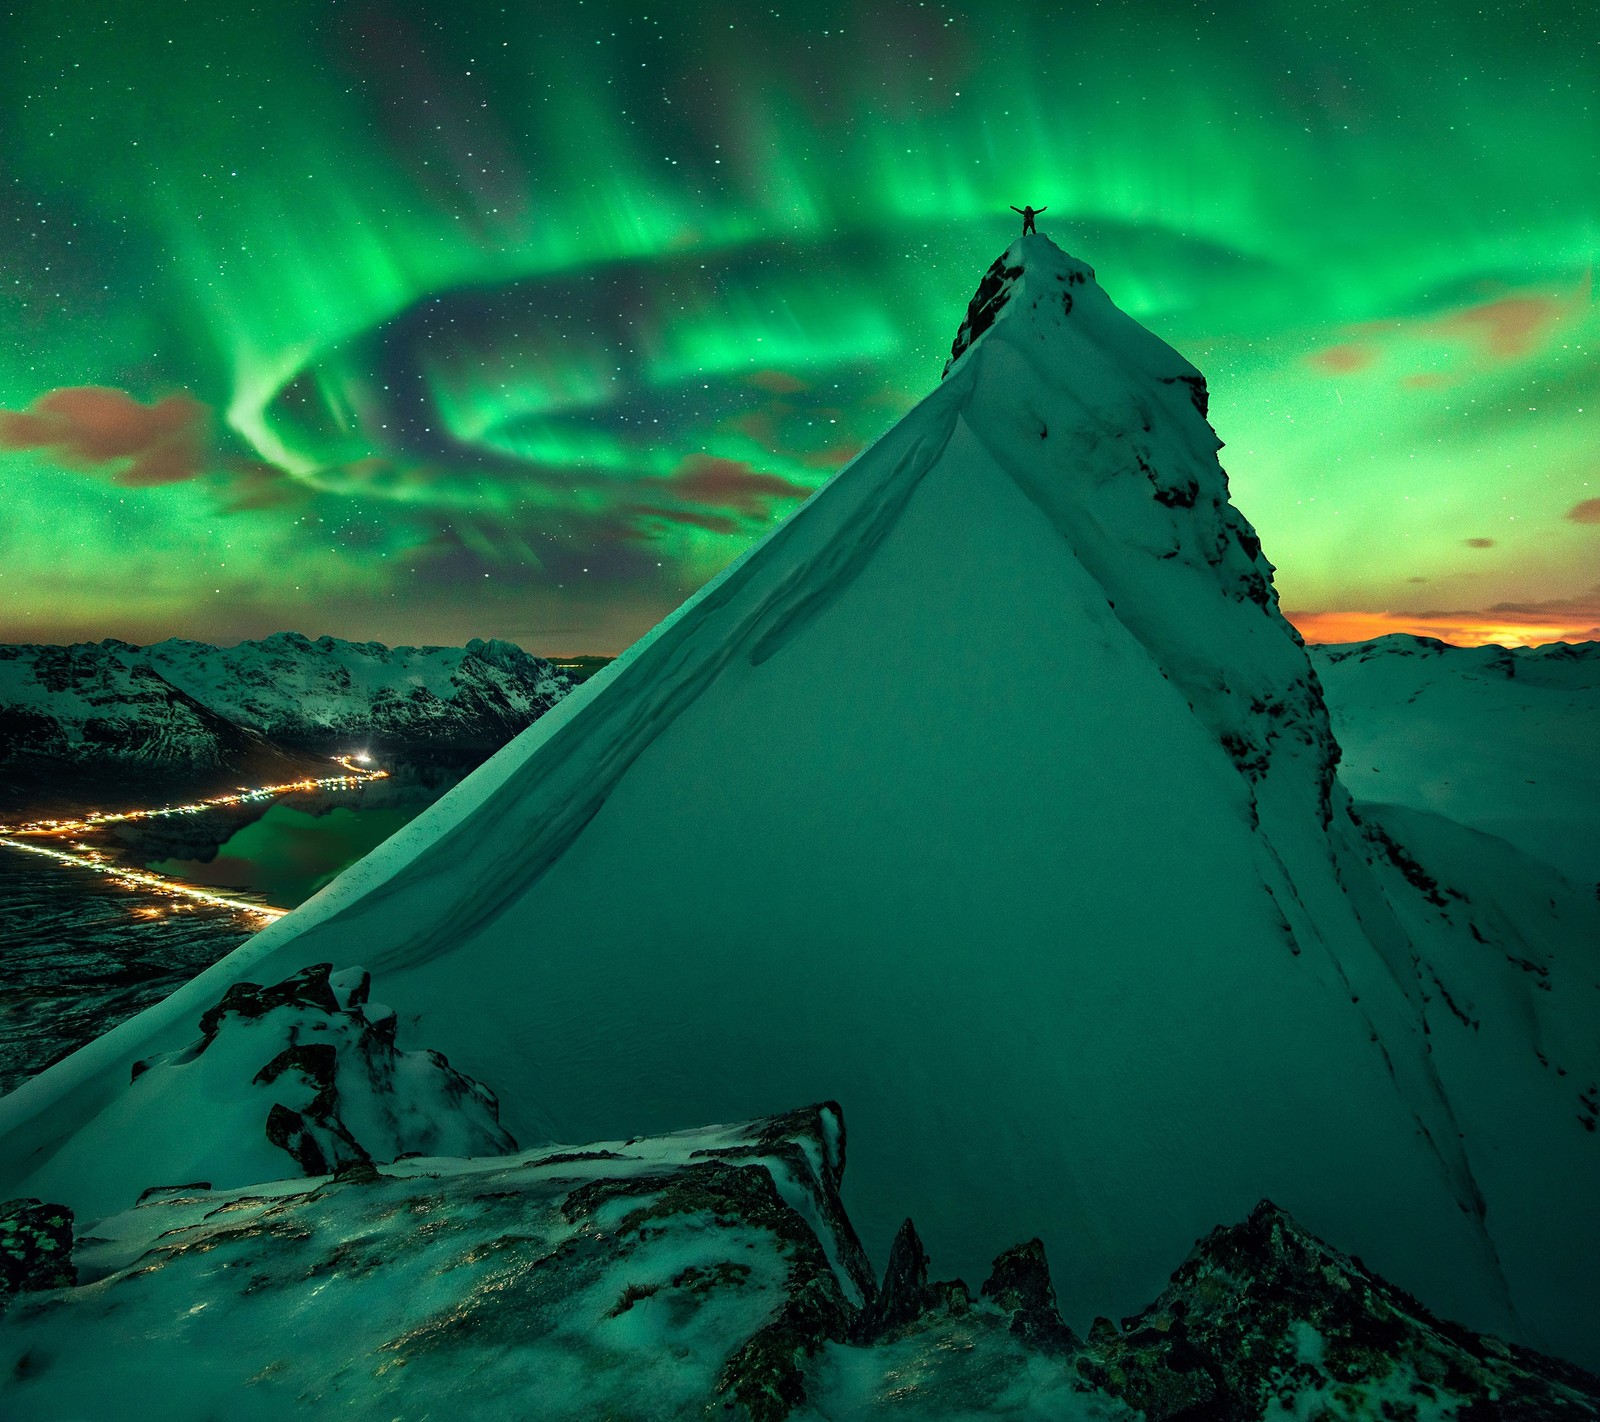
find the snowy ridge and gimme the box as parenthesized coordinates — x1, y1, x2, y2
(0, 643, 286, 770)
(945, 240, 1341, 834)
(143, 632, 572, 748)
(2, 235, 1597, 1370)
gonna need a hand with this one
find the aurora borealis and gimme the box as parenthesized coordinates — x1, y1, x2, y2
(1, 0, 1596, 653)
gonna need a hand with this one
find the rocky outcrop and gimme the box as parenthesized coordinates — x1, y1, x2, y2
(1077, 1200, 1600, 1420)
(0, 1199, 74, 1299)
(124, 962, 517, 1186)
(980, 1237, 1081, 1352)
(0, 1102, 1596, 1419)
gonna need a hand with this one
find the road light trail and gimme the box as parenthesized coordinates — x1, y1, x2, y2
(0, 755, 387, 837)
(0, 754, 387, 921)
(0, 836, 287, 920)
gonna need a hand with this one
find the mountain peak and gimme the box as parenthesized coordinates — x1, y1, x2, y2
(944, 234, 1099, 376)
(940, 236, 1339, 830)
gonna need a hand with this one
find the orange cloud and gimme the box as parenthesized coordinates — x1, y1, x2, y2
(620, 455, 814, 536)
(1567, 498, 1600, 525)
(1308, 276, 1588, 383)
(666, 454, 812, 514)
(1431, 293, 1564, 360)
(0, 386, 210, 486)
(803, 441, 865, 470)
(1287, 589, 1600, 648)
(1307, 343, 1375, 374)
(730, 408, 782, 450)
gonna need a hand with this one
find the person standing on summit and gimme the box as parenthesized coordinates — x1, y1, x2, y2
(1011, 204, 1046, 235)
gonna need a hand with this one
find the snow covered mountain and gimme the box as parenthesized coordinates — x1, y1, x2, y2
(2, 233, 1596, 1371)
(1311, 635, 1600, 888)
(0, 642, 322, 804)
(0, 635, 573, 804)
(140, 633, 573, 751)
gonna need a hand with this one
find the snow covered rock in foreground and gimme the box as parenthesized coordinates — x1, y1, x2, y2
(4, 234, 1599, 1369)
(1, 1106, 1596, 1422)
(0, 1105, 875, 1422)
(30, 963, 515, 1208)
(1312, 635, 1600, 886)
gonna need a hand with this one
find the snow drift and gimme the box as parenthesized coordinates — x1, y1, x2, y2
(2, 235, 1596, 1366)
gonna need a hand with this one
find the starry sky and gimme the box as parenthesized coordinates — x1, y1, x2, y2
(1, 0, 1596, 654)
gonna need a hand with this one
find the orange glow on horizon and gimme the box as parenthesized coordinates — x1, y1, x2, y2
(1286, 608, 1597, 649)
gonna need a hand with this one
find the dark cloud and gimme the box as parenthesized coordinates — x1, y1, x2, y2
(0, 385, 300, 516)
(0, 386, 209, 486)
(804, 441, 866, 470)
(1463, 537, 1495, 548)
(746, 370, 811, 395)
(612, 455, 814, 537)
(1479, 584, 1600, 626)
(1566, 498, 1600, 525)
(211, 464, 314, 513)
(664, 455, 812, 515)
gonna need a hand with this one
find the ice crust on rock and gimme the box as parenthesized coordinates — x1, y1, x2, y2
(2, 235, 1598, 1369)
(0, 1105, 872, 1422)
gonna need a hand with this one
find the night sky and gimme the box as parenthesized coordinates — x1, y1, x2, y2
(2, 0, 1596, 654)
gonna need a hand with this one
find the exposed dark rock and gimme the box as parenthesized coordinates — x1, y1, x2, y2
(134, 962, 516, 1178)
(850, 1218, 934, 1341)
(1366, 821, 1451, 907)
(195, 963, 342, 1047)
(1160, 371, 1211, 419)
(1079, 1200, 1600, 1420)
(690, 1100, 877, 1306)
(945, 256, 1024, 373)
(4, 1109, 1600, 1418)
(0, 1200, 74, 1298)
(980, 1236, 1082, 1353)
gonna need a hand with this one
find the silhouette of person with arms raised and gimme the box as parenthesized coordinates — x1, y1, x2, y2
(1011, 204, 1045, 235)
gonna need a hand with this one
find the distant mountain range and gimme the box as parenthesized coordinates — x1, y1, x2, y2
(0, 634, 575, 809)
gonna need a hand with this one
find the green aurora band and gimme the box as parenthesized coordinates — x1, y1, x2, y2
(1, 0, 1596, 651)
